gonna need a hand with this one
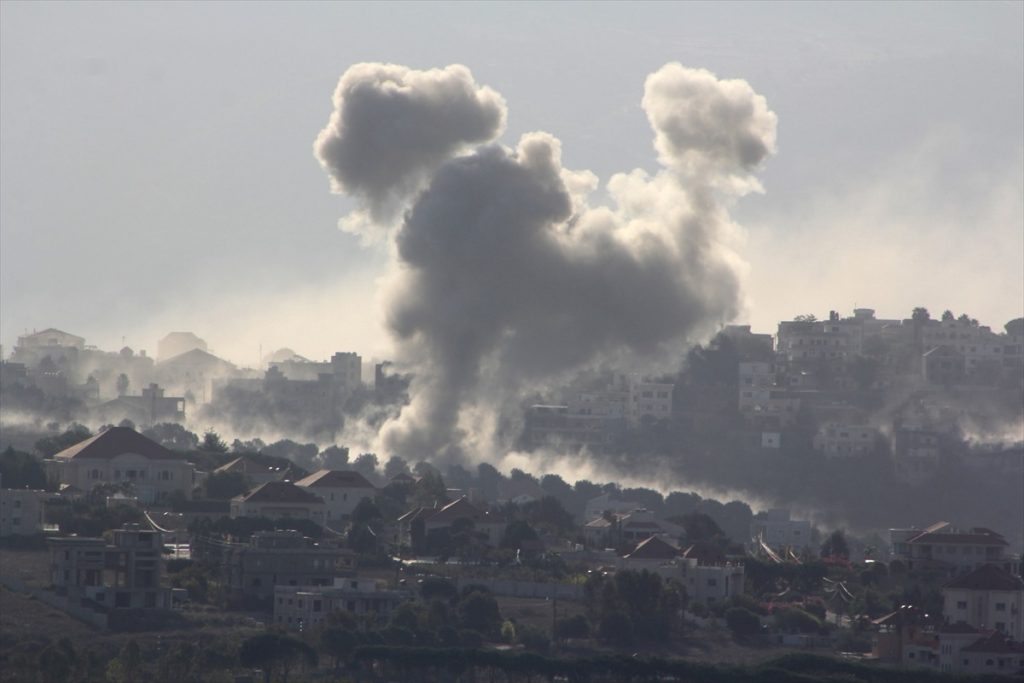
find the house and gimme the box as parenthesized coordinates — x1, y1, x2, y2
(583, 493, 637, 521)
(942, 565, 1024, 639)
(616, 536, 745, 606)
(230, 482, 326, 525)
(398, 497, 507, 551)
(218, 529, 354, 602)
(11, 328, 85, 367)
(47, 427, 196, 504)
(49, 524, 171, 610)
(156, 332, 208, 362)
(214, 455, 290, 487)
(273, 577, 410, 631)
(957, 632, 1024, 676)
(294, 469, 376, 526)
(156, 348, 237, 402)
(890, 522, 1015, 575)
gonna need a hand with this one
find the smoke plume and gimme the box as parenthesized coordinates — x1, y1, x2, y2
(315, 62, 776, 461)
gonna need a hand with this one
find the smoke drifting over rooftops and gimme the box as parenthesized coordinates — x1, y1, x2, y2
(315, 62, 777, 461)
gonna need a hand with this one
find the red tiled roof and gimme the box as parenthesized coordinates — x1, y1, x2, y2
(235, 481, 324, 505)
(52, 427, 179, 461)
(944, 564, 1024, 592)
(294, 469, 375, 489)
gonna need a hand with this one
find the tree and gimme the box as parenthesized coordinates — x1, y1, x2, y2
(597, 611, 634, 646)
(458, 590, 502, 638)
(34, 424, 92, 457)
(384, 455, 411, 480)
(820, 529, 850, 560)
(116, 373, 130, 396)
(725, 607, 762, 639)
(107, 640, 142, 683)
(794, 314, 818, 322)
(239, 632, 317, 683)
(320, 624, 359, 669)
(351, 497, 382, 525)
(0, 447, 48, 489)
(201, 429, 228, 453)
(143, 423, 199, 451)
(319, 445, 349, 469)
(352, 453, 379, 479)
(500, 519, 539, 549)
(941, 310, 955, 322)
(774, 607, 822, 634)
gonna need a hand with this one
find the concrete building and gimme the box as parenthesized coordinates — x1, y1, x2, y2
(11, 328, 86, 367)
(890, 523, 1015, 575)
(750, 509, 813, 554)
(294, 469, 376, 526)
(213, 455, 290, 487)
(273, 577, 410, 630)
(93, 383, 185, 425)
(813, 422, 881, 458)
(49, 525, 171, 610)
(942, 565, 1024, 639)
(616, 536, 745, 606)
(48, 427, 196, 504)
(626, 376, 673, 427)
(219, 529, 354, 602)
(0, 481, 55, 537)
(230, 481, 326, 525)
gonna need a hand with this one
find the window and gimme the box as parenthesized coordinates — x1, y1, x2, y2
(13, 500, 20, 508)
(995, 603, 1006, 612)
(957, 601, 967, 610)
(995, 622, 1006, 633)
(707, 578, 717, 587)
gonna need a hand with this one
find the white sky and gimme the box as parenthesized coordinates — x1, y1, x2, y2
(2, 1, 1021, 365)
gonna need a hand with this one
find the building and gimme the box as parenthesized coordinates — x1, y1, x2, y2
(273, 577, 410, 631)
(523, 404, 624, 451)
(616, 536, 745, 605)
(214, 455, 290, 487)
(11, 328, 85, 367)
(0, 480, 55, 537)
(750, 509, 813, 554)
(922, 345, 965, 385)
(813, 422, 881, 458)
(957, 632, 1024, 676)
(219, 530, 354, 602)
(49, 524, 171, 610)
(93, 383, 186, 425)
(294, 470, 376, 526)
(890, 523, 1016, 575)
(398, 498, 507, 551)
(230, 481, 326, 525)
(47, 427, 196, 504)
(155, 348, 237, 403)
(157, 332, 208, 363)
(942, 565, 1024, 639)
(583, 493, 637, 521)
(626, 376, 673, 427)
(720, 325, 774, 360)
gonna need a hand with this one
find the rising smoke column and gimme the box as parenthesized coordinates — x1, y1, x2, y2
(315, 62, 777, 460)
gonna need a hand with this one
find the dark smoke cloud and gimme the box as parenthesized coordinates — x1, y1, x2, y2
(315, 62, 777, 461)
(314, 63, 507, 232)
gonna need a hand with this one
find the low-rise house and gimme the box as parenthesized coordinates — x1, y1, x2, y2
(219, 529, 354, 602)
(583, 493, 637, 521)
(49, 524, 170, 610)
(93, 384, 185, 425)
(230, 481, 326, 525)
(398, 497, 507, 551)
(958, 632, 1024, 676)
(943, 565, 1024, 639)
(294, 469, 375, 526)
(47, 426, 196, 504)
(273, 577, 410, 630)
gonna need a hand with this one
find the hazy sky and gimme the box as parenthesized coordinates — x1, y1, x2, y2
(2, 1, 1021, 365)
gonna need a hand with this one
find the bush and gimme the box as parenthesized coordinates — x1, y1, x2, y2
(725, 607, 762, 639)
(517, 624, 550, 653)
(555, 614, 590, 640)
(774, 607, 822, 634)
(730, 593, 767, 616)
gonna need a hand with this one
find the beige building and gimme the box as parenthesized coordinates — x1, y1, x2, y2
(616, 536, 745, 606)
(294, 469, 376, 526)
(0, 482, 54, 536)
(942, 565, 1024, 640)
(273, 577, 409, 631)
(230, 481, 326, 525)
(48, 427, 196, 504)
(219, 530, 353, 602)
(890, 522, 1014, 575)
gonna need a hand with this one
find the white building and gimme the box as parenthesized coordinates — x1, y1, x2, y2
(294, 469, 376, 526)
(750, 509, 813, 553)
(48, 427, 196, 504)
(616, 536, 745, 606)
(942, 565, 1024, 640)
(626, 376, 673, 427)
(0, 481, 54, 537)
(273, 577, 410, 631)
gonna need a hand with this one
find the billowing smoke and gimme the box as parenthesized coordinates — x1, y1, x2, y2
(315, 62, 776, 461)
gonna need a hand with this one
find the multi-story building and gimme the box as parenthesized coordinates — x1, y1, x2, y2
(47, 427, 196, 504)
(93, 383, 186, 425)
(273, 577, 410, 630)
(750, 509, 813, 554)
(617, 536, 745, 606)
(626, 376, 673, 427)
(219, 530, 354, 602)
(49, 524, 171, 610)
(0, 479, 55, 537)
(942, 565, 1024, 639)
(890, 523, 1016, 576)
(294, 469, 376, 527)
(813, 422, 882, 458)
